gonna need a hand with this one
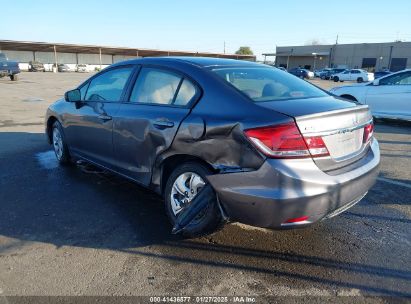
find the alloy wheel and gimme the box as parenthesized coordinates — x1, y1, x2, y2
(170, 172, 206, 215)
(52, 127, 64, 160)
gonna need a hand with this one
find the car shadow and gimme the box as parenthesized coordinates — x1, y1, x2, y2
(0, 131, 410, 297)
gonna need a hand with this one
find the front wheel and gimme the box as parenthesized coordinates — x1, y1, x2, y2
(357, 77, 364, 83)
(52, 121, 71, 164)
(164, 162, 222, 237)
(333, 76, 339, 82)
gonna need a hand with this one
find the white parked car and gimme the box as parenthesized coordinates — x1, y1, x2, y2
(333, 69, 374, 83)
(329, 69, 411, 121)
(76, 64, 88, 72)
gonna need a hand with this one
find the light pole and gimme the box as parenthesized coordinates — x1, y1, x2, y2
(53, 45, 58, 73)
(312, 52, 317, 71)
(286, 48, 293, 69)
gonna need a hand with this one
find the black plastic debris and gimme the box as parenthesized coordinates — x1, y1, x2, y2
(172, 184, 214, 234)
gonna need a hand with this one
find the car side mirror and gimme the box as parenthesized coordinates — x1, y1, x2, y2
(372, 79, 380, 86)
(64, 89, 81, 102)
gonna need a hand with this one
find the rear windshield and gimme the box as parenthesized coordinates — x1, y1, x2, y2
(212, 67, 328, 102)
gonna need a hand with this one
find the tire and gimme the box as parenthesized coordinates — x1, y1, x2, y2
(164, 162, 223, 238)
(333, 76, 339, 82)
(51, 121, 71, 164)
(320, 76, 325, 80)
(357, 77, 363, 83)
(10, 74, 18, 81)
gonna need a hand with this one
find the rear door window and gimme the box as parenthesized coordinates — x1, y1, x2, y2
(129, 68, 198, 106)
(174, 79, 197, 106)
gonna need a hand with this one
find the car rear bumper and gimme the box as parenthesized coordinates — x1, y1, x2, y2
(207, 139, 380, 229)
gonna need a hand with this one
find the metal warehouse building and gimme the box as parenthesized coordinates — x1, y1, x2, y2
(265, 41, 411, 72)
(0, 40, 255, 71)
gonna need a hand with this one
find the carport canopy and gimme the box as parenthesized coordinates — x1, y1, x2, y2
(0, 40, 255, 60)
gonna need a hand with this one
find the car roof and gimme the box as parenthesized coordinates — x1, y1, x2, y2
(113, 56, 263, 69)
(379, 68, 411, 79)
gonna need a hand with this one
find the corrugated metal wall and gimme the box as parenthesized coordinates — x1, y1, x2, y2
(1, 50, 122, 71)
(113, 55, 137, 63)
(2, 50, 33, 62)
(276, 42, 411, 71)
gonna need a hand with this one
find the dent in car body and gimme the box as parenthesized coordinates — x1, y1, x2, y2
(147, 59, 293, 193)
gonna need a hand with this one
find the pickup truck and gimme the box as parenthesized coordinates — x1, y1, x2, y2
(0, 53, 20, 81)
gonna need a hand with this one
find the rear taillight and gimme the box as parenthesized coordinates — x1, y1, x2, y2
(244, 122, 329, 159)
(304, 136, 329, 157)
(363, 123, 374, 143)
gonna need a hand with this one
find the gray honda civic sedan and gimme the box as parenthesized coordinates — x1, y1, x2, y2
(45, 57, 380, 237)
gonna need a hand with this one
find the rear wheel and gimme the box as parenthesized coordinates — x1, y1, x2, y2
(357, 77, 364, 83)
(164, 162, 222, 237)
(333, 76, 339, 82)
(52, 121, 71, 164)
(10, 74, 18, 81)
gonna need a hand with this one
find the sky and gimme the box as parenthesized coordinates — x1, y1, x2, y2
(2, 0, 411, 60)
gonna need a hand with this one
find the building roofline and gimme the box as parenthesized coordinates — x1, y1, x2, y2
(276, 41, 410, 49)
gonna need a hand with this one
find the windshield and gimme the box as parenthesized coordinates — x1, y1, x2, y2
(212, 67, 328, 102)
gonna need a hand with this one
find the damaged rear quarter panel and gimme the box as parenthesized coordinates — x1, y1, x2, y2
(151, 63, 292, 192)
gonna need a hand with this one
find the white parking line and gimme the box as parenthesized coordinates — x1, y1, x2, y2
(377, 177, 411, 190)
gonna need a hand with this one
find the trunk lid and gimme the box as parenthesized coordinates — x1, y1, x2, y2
(258, 96, 373, 171)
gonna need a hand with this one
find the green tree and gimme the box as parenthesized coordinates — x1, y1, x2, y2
(235, 46, 253, 55)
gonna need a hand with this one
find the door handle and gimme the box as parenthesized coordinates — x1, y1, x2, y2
(153, 120, 174, 129)
(98, 114, 112, 121)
